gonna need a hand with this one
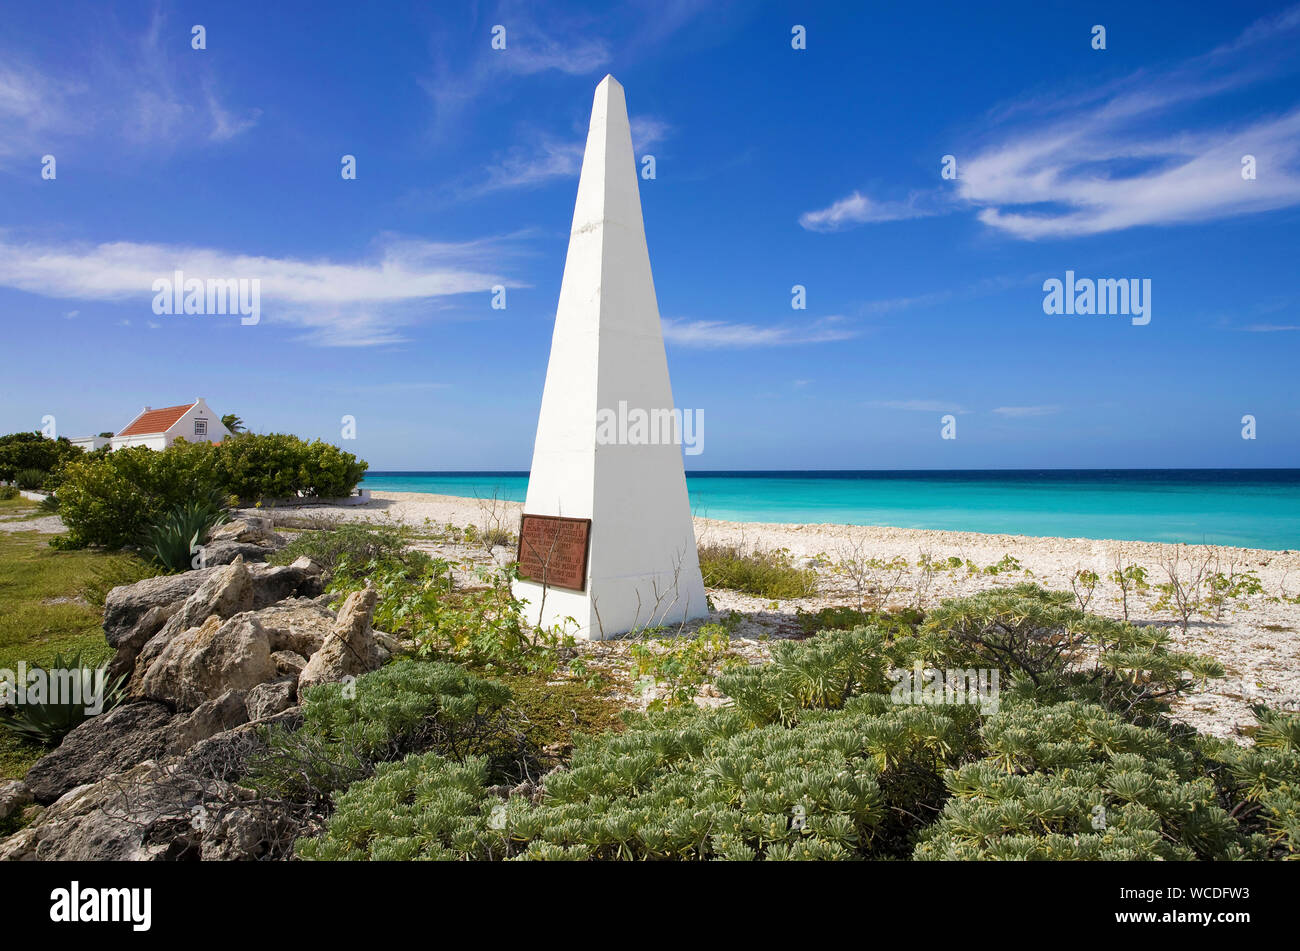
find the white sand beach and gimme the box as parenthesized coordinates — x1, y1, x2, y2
(263, 489, 1300, 739)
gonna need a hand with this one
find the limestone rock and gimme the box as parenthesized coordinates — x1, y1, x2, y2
(23, 701, 174, 804)
(163, 689, 249, 755)
(105, 601, 178, 684)
(0, 781, 32, 821)
(130, 559, 257, 687)
(210, 515, 274, 544)
(246, 557, 324, 605)
(298, 586, 382, 692)
(140, 613, 277, 711)
(245, 680, 296, 721)
(0, 760, 268, 861)
(102, 569, 217, 648)
(256, 598, 335, 656)
(271, 650, 308, 678)
(199, 539, 272, 565)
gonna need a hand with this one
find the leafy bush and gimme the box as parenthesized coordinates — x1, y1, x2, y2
(325, 560, 574, 675)
(14, 468, 47, 490)
(215, 432, 366, 501)
(630, 616, 738, 710)
(245, 659, 517, 804)
(0, 432, 82, 484)
(293, 586, 1277, 862)
(140, 493, 230, 572)
(0, 486, 18, 501)
(915, 701, 1247, 860)
(0, 652, 125, 744)
(54, 442, 222, 549)
(916, 584, 1223, 724)
(53, 434, 366, 549)
(271, 523, 421, 578)
(697, 542, 817, 599)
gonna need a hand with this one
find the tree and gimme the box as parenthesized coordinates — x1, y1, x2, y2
(0, 432, 83, 483)
(221, 414, 245, 434)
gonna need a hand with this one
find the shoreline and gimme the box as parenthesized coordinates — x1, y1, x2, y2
(317, 489, 1300, 559)
(261, 489, 1300, 739)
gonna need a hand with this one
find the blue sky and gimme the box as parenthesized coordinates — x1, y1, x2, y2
(2, 0, 1298, 470)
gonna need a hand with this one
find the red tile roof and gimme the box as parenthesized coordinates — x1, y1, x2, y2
(117, 403, 198, 437)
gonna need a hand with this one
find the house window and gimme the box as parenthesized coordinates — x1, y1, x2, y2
(194, 419, 208, 436)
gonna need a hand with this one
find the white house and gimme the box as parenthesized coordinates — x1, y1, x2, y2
(102, 399, 233, 451)
(67, 435, 111, 452)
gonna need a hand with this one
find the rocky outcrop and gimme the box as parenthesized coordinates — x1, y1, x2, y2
(140, 614, 277, 711)
(210, 516, 275, 545)
(0, 760, 291, 861)
(0, 781, 32, 821)
(272, 650, 308, 677)
(22, 691, 252, 805)
(200, 539, 272, 565)
(256, 598, 335, 656)
(298, 587, 384, 693)
(105, 601, 178, 683)
(103, 571, 214, 649)
(245, 680, 296, 721)
(0, 519, 392, 860)
(163, 690, 249, 755)
(23, 701, 175, 804)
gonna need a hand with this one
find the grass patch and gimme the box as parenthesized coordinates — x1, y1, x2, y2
(697, 542, 818, 599)
(0, 532, 123, 779)
(487, 668, 628, 766)
(0, 496, 38, 518)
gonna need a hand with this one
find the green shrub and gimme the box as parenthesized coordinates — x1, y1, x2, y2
(697, 542, 817, 599)
(52, 434, 366, 549)
(915, 701, 1245, 860)
(14, 469, 47, 490)
(140, 493, 230, 572)
(271, 523, 420, 578)
(292, 583, 1264, 862)
(327, 560, 574, 675)
(245, 659, 517, 804)
(215, 432, 366, 501)
(54, 442, 222, 549)
(630, 617, 738, 710)
(0, 486, 18, 501)
(917, 584, 1223, 724)
(0, 432, 82, 484)
(0, 652, 126, 744)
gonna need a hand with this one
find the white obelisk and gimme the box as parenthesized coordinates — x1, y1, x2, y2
(513, 75, 708, 641)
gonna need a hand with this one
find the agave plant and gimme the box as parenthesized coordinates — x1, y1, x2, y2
(13, 468, 47, 490)
(139, 491, 230, 572)
(0, 652, 126, 745)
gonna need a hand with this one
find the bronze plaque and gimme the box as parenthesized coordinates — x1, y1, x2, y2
(516, 514, 591, 591)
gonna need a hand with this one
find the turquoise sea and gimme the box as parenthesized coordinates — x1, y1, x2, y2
(360, 470, 1300, 551)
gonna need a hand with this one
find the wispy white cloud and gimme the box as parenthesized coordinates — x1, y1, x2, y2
(470, 116, 669, 194)
(992, 405, 1060, 418)
(1242, 323, 1300, 331)
(0, 12, 258, 169)
(799, 191, 935, 232)
(662, 315, 854, 348)
(0, 233, 522, 347)
(423, 5, 611, 131)
(801, 7, 1300, 239)
(867, 399, 969, 414)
